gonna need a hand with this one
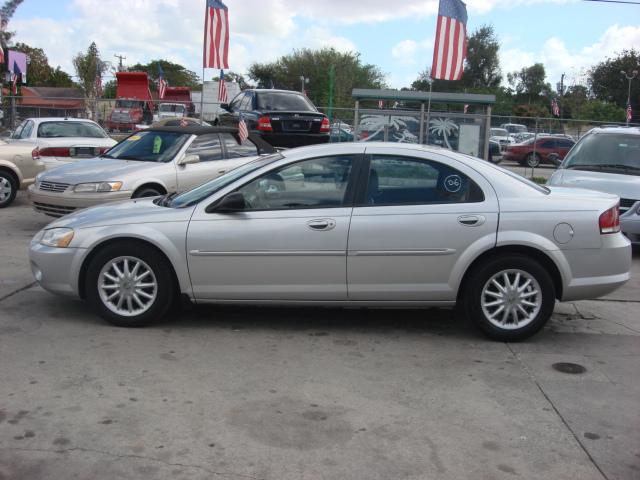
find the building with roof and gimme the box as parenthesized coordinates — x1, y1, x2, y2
(18, 87, 85, 118)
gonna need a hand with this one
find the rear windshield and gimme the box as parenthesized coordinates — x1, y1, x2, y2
(256, 92, 317, 112)
(491, 129, 509, 137)
(37, 121, 108, 138)
(563, 133, 640, 174)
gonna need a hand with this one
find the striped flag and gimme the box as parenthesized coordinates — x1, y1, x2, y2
(431, 0, 468, 81)
(627, 104, 633, 123)
(218, 70, 228, 103)
(551, 98, 560, 117)
(157, 64, 167, 99)
(204, 0, 229, 69)
(238, 113, 249, 143)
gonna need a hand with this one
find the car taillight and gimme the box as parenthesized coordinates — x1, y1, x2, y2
(98, 147, 110, 155)
(37, 147, 71, 157)
(320, 117, 330, 133)
(257, 115, 272, 132)
(32, 148, 40, 160)
(599, 205, 620, 234)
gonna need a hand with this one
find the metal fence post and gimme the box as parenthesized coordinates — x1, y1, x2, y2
(353, 100, 360, 142)
(419, 102, 425, 144)
(10, 96, 16, 130)
(484, 105, 492, 161)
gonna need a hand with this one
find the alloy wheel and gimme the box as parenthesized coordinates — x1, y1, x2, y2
(0, 177, 12, 203)
(97, 256, 158, 317)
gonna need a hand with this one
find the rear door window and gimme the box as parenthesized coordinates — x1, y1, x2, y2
(221, 133, 258, 158)
(185, 134, 223, 162)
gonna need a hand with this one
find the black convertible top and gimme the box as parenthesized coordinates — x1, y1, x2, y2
(140, 126, 276, 154)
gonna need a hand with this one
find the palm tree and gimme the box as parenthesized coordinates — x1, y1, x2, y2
(429, 118, 459, 150)
(359, 114, 419, 142)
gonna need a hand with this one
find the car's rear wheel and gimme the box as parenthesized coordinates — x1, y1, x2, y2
(525, 153, 541, 168)
(0, 170, 18, 208)
(132, 186, 163, 198)
(463, 254, 555, 341)
(85, 242, 175, 327)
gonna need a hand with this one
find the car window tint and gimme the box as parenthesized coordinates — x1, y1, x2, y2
(239, 94, 253, 111)
(105, 131, 189, 162)
(237, 155, 354, 210)
(20, 120, 34, 139)
(256, 92, 316, 112)
(37, 121, 107, 138)
(558, 139, 574, 148)
(12, 121, 26, 139)
(221, 133, 258, 158)
(365, 156, 484, 205)
(539, 140, 556, 149)
(564, 133, 640, 168)
(186, 134, 223, 162)
(228, 93, 243, 111)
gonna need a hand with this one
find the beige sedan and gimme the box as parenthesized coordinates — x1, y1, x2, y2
(0, 139, 45, 207)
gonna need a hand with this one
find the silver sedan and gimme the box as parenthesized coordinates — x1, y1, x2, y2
(29, 142, 632, 341)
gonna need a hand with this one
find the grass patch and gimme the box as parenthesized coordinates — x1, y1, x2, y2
(529, 176, 547, 185)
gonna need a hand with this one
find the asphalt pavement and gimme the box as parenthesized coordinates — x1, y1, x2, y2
(1, 190, 639, 480)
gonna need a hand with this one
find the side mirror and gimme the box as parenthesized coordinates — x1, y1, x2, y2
(206, 192, 246, 213)
(548, 153, 561, 166)
(220, 103, 230, 111)
(177, 154, 200, 166)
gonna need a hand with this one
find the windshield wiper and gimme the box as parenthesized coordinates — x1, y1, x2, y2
(160, 192, 178, 207)
(565, 164, 602, 170)
(567, 163, 639, 172)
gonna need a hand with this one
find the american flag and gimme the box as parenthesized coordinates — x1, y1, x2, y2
(204, 0, 229, 69)
(431, 0, 468, 81)
(238, 114, 249, 143)
(627, 104, 633, 123)
(463, 104, 469, 114)
(218, 69, 228, 103)
(157, 64, 167, 99)
(11, 60, 21, 95)
(378, 100, 384, 109)
(551, 98, 560, 117)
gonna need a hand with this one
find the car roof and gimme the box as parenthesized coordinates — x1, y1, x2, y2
(244, 89, 306, 95)
(145, 126, 277, 153)
(589, 126, 640, 135)
(24, 117, 99, 124)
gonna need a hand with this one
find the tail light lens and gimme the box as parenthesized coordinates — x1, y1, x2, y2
(36, 147, 71, 157)
(32, 148, 40, 160)
(320, 117, 330, 133)
(599, 205, 620, 234)
(257, 115, 272, 132)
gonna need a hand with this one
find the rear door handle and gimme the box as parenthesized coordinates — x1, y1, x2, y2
(307, 219, 336, 231)
(457, 215, 485, 227)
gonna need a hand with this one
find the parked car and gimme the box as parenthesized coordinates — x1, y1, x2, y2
(511, 132, 536, 144)
(0, 141, 45, 207)
(503, 136, 575, 167)
(547, 126, 640, 244)
(9, 118, 117, 169)
(490, 128, 515, 151)
(28, 126, 275, 217)
(330, 122, 354, 142)
(500, 123, 528, 135)
(217, 89, 330, 148)
(487, 139, 501, 164)
(29, 142, 630, 341)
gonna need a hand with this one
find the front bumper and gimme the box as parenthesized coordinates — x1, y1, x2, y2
(29, 242, 84, 298)
(28, 185, 133, 217)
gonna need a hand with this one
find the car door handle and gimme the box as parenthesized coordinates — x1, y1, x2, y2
(457, 215, 485, 227)
(307, 219, 336, 231)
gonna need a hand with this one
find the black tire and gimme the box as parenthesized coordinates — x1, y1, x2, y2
(0, 170, 18, 208)
(85, 241, 176, 327)
(132, 185, 164, 199)
(463, 254, 555, 341)
(525, 153, 541, 168)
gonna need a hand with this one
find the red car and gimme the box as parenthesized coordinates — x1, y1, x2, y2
(503, 136, 575, 167)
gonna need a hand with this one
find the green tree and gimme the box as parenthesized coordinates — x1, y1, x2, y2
(589, 49, 639, 119)
(0, 0, 24, 50)
(248, 48, 386, 109)
(212, 71, 252, 90)
(507, 63, 550, 104)
(462, 25, 501, 89)
(577, 100, 626, 123)
(11, 42, 73, 87)
(102, 79, 117, 99)
(73, 42, 108, 118)
(127, 59, 200, 89)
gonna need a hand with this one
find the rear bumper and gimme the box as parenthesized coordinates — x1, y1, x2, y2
(560, 233, 632, 301)
(28, 185, 132, 217)
(621, 207, 640, 244)
(258, 132, 330, 148)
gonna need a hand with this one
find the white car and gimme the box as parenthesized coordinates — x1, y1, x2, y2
(8, 117, 117, 169)
(490, 128, 515, 150)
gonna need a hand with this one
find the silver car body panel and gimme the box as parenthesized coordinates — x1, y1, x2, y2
(29, 142, 631, 307)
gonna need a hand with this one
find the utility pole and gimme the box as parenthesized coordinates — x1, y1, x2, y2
(114, 54, 126, 72)
(621, 69, 638, 126)
(327, 65, 335, 122)
(556, 73, 565, 119)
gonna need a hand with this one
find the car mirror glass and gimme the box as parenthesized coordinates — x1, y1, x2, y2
(206, 192, 246, 213)
(220, 103, 230, 111)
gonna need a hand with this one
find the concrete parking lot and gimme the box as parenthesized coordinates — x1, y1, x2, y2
(1, 190, 639, 480)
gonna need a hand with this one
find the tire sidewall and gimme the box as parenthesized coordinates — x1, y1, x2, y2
(464, 255, 555, 341)
(0, 171, 17, 208)
(85, 242, 175, 327)
(132, 187, 162, 199)
(526, 153, 540, 168)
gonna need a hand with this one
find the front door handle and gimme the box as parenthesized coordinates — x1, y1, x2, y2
(307, 219, 336, 231)
(457, 215, 486, 227)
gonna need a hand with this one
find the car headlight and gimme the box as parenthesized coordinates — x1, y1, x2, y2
(40, 228, 75, 248)
(73, 181, 123, 193)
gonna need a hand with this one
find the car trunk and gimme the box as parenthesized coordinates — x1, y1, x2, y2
(263, 111, 325, 134)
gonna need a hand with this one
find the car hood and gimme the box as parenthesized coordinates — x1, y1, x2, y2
(548, 168, 640, 199)
(37, 137, 117, 148)
(47, 197, 194, 230)
(40, 157, 165, 184)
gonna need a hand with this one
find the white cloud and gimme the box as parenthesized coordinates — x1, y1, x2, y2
(302, 26, 356, 53)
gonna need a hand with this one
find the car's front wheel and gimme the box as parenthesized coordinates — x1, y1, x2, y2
(463, 254, 555, 341)
(85, 242, 175, 327)
(0, 170, 17, 208)
(525, 153, 541, 168)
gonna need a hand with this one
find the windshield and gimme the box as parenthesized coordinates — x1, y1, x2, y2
(116, 99, 145, 109)
(37, 121, 108, 138)
(491, 129, 509, 137)
(159, 104, 185, 113)
(169, 153, 284, 208)
(104, 131, 190, 162)
(256, 92, 317, 112)
(563, 133, 640, 173)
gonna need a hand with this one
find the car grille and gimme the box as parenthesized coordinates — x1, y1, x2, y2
(39, 181, 70, 193)
(33, 202, 76, 217)
(620, 198, 638, 213)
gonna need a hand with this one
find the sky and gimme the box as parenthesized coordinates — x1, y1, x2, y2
(8, 0, 640, 90)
